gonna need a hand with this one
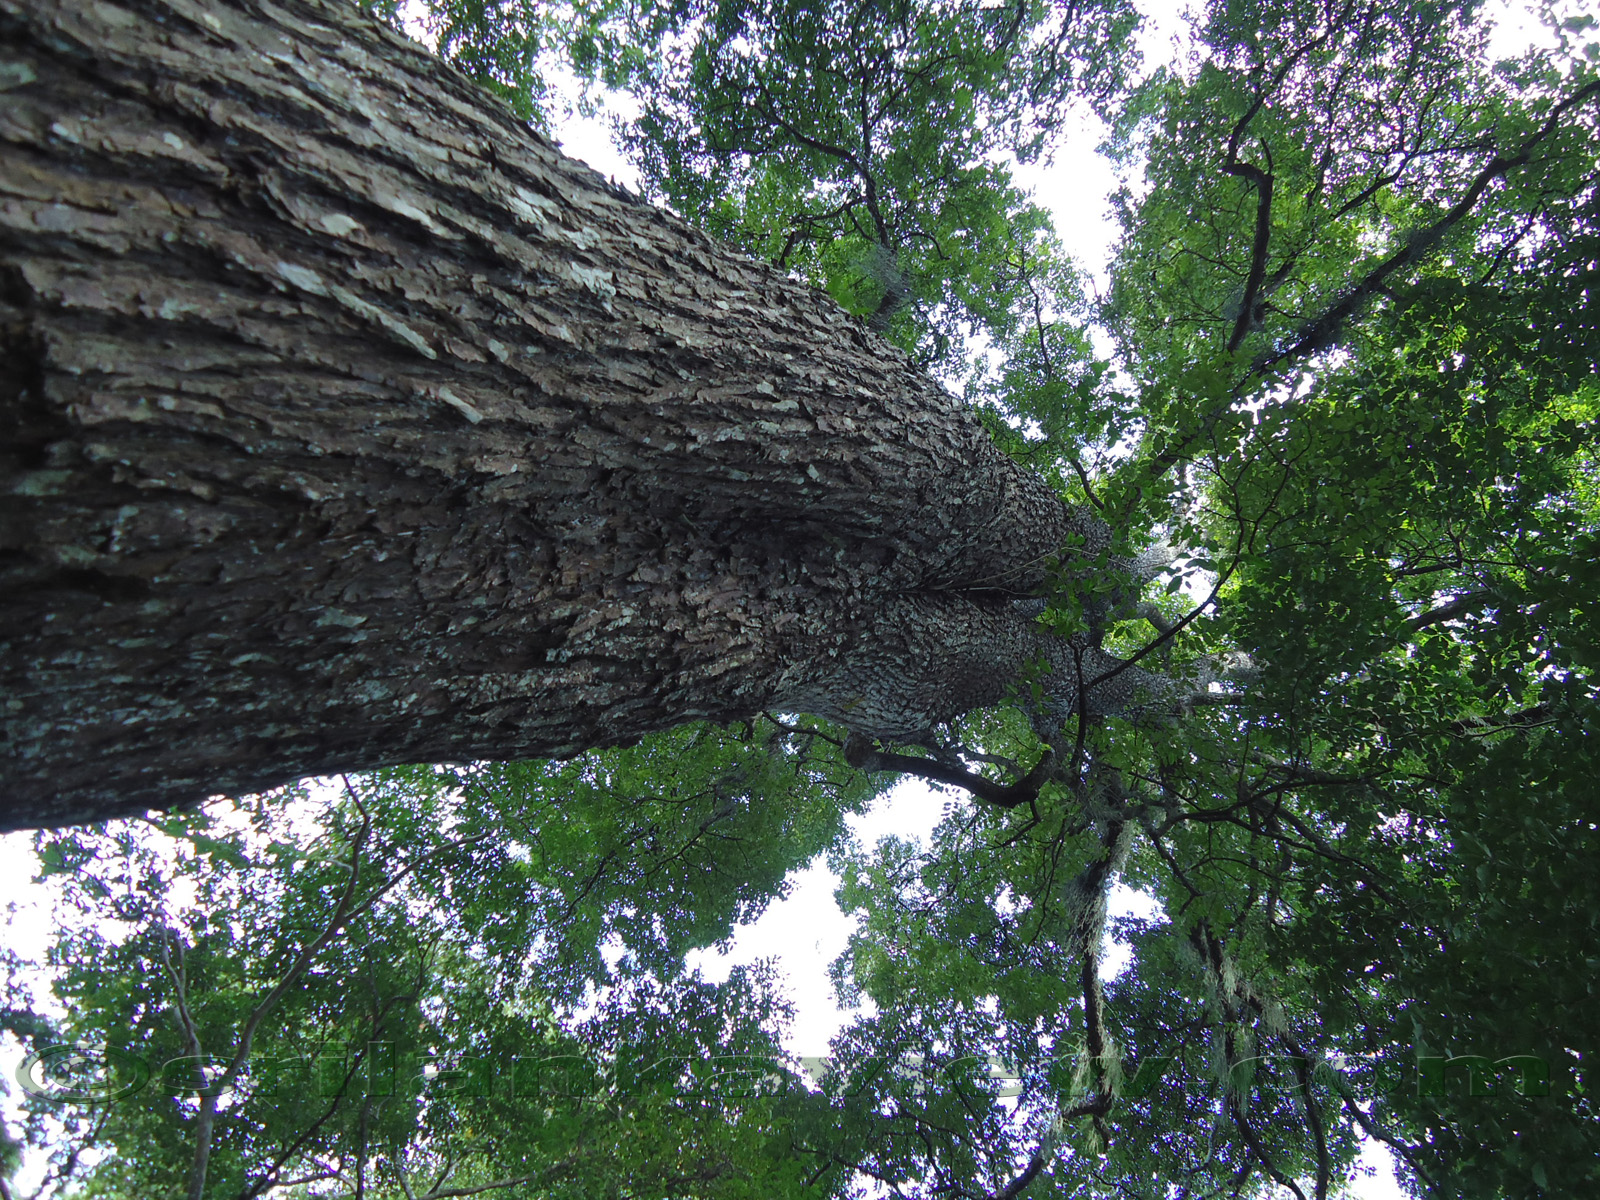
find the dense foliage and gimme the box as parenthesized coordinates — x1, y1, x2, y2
(4, 0, 1597, 1198)
(3, 726, 883, 1200)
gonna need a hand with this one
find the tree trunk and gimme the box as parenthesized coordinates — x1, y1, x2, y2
(0, 0, 1152, 830)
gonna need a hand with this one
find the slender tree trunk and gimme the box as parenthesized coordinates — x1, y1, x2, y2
(0, 0, 1147, 830)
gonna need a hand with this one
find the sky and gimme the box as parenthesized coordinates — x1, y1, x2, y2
(0, 1, 1570, 1196)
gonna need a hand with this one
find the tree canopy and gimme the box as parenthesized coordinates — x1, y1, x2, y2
(3, 0, 1598, 1198)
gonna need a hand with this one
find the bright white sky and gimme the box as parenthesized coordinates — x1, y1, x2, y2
(0, 2, 1568, 1196)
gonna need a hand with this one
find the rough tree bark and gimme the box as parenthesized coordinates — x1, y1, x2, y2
(0, 0, 1171, 830)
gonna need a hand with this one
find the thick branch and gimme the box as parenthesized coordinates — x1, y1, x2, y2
(984, 1143, 1051, 1200)
(1256, 80, 1600, 374)
(751, 82, 893, 247)
(1230, 1103, 1308, 1200)
(1133, 79, 1600, 505)
(1223, 156, 1275, 354)
(843, 734, 1055, 808)
(1405, 590, 1491, 632)
(777, 592, 1184, 746)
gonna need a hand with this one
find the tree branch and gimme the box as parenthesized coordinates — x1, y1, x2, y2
(1291, 1054, 1332, 1200)
(1256, 79, 1600, 374)
(843, 734, 1055, 809)
(984, 1140, 1051, 1200)
(1230, 1102, 1308, 1200)
(1450, 702, 1552, 736)
(1223, 153, 1275, 354)
(1405, 590, 1491, 632)
(420, 1173, 547, 1199)
(182, 784, 374, 1200)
